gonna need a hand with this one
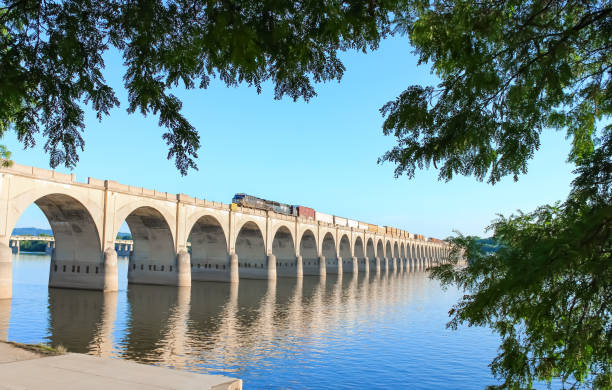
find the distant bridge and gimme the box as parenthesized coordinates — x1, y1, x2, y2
(9, 235, 183, 256)
(0, 163, 451, 299)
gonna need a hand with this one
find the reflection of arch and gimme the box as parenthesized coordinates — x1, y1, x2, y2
(188, 215, 229, 281)
(48, 289, 116, 355)
(235, 221, 266, 279)
(273, 226, 297, 278)
(125, 206, 177, 286)
(11, 194, 105, 291)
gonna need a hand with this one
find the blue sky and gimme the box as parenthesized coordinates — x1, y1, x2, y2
(4, 35, 576, 238)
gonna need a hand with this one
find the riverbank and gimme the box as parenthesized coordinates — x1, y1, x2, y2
(0, 341, 242, 389)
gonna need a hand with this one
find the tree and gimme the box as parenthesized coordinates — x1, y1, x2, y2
(380, 0, 611, 184)
(377, 1, 611, 388)
(0, 144, 11, 167)
(0, 0, 396, 174)
(433, 136, 611, 389)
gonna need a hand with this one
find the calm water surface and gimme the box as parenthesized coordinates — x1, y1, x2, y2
(3, 253, 503, 389)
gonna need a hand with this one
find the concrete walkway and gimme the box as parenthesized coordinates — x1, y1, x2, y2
(0, 343, 241, 390)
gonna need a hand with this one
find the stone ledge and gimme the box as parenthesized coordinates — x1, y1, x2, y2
(0, 352, 242, 390)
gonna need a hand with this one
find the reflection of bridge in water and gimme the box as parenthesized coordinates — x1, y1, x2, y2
(1, 163, 452, 299)
(0, 270, 432, 371)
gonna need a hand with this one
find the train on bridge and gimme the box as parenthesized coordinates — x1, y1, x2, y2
(231, 193, 415, 239)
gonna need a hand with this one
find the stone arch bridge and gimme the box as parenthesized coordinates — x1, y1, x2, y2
(0, 164, 451, 299)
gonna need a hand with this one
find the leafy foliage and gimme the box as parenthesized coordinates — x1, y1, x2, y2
(19, 239, 49, 252)
(0, 144, 11, 167)
(431, 135, 612, 389)
(1, 0, 396, 174)
(380, 0, 612, 184)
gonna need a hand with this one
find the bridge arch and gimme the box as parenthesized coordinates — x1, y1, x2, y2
(376, 239, 384, 259)
(321, 232, 338, 271)
(270, 222, 295, 250)
(385, 241, 392, 259)
(408, 243, 415, 266)
(299, 229, 318, 275)
(235, 221, 268, 279)
(393, 242, 399, 259)
(272, 225, 296, 277)
(7, 193, 104, 291)
(235, 221, 266, 279)
(366, 238, 375, 259)
(124, 206, 177, 286)
(188, 214, 229, 281)
(354, 236, 365, 271)
(339, 234, 351, 261)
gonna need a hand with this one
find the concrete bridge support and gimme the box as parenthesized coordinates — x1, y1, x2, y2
(350, 257, 359, 275)
(266, 254, 277, 281)
(9, 241, 19, 255)
(318, 255, 326, 280)
(229, 253, 239, 283)
(0, 243, 11, 299)
(45, 241, 54, 255)
(296, 255, 303, 278)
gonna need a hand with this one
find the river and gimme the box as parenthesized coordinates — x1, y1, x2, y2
(2, 252, 503, 389)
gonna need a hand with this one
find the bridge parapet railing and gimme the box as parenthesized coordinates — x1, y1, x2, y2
(1, 162, 76, 184)
(10, 235, 54, 241)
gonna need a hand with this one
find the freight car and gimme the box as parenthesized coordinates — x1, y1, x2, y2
(297, 206, 315, 220)
(315, 211, 334, 224)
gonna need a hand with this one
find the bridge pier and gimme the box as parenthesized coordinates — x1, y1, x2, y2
(10, 240, 19, 255)
(296, 255, 303, 278)
(228, 253, 239, 283)
(318, 255, 326, 279)
(177, 250, 192, 287)
(350, 257, 359, 275)
(267, 254, 277, 281)
(375, 257, 381, 274)
(0, 243, 12, 299)
(103, 248, 118, 292)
